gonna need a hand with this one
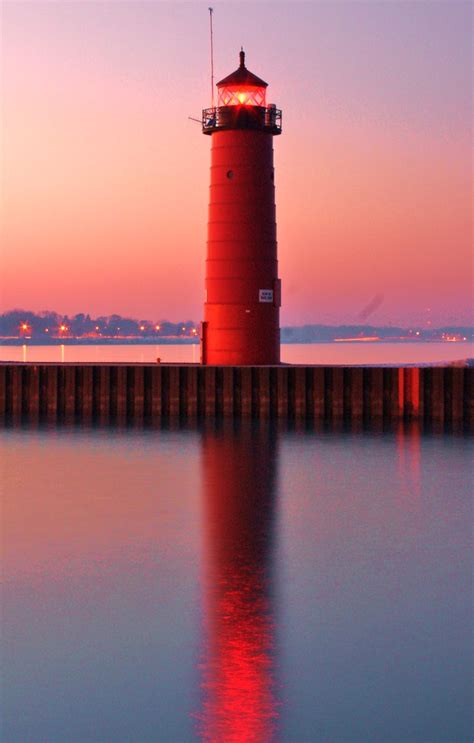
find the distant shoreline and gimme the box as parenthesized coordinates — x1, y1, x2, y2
(1, 338, 471, 347)
(0, 338, 198, 346)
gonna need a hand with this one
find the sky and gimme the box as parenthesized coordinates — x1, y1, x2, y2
(1, 0, 472, 326)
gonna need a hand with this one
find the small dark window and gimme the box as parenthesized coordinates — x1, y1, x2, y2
(270, 170, 274, 181)
(226, 170, 234, 179)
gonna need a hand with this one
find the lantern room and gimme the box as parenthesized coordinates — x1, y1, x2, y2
(218, 84, 266, 107)
(217, 50, 267, 107)
(202, 49, 282, 135)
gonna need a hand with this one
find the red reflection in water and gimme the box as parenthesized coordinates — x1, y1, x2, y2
(396, 421, 422, 507)
(197, 424, 279, 742)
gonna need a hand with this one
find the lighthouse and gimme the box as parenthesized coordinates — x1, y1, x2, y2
(201, 50, 282, 365)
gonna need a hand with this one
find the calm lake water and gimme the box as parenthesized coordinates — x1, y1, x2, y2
(2, 420, 472, 742)
(1, 341, 473, 365)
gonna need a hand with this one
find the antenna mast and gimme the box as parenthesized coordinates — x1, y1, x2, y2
(209, 7, 215, 108)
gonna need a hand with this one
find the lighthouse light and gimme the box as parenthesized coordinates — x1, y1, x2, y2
(218, 85, 266, 108)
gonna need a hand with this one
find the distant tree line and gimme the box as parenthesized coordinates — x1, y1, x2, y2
(0, 310, 198, 338)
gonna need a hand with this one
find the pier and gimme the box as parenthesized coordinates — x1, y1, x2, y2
(0, 363, 472, 427)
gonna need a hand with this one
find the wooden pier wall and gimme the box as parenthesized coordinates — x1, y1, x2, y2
(0, 364, 472, 427)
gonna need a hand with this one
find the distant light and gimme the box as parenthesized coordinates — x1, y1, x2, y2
(182, 326, 186, 331)
(21, 323, 28, 330)
(192, 328, 197, 334)
(60, 324, 67, 331)
(140, 325, 145, 331)
(45, 328, 49, 333)
(155, 325, 161, 331)
(95, 326, 100, 331)
(415, 331, 420, 336)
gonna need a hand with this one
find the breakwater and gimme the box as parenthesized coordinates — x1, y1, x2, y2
(0, 363, 472, 427)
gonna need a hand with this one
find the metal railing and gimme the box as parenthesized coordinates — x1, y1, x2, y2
(202, 105, 282, 135)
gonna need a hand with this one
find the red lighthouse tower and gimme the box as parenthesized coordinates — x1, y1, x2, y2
(201, 50, 282, 365)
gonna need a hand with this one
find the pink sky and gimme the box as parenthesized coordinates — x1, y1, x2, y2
(1, 1, 472, 325)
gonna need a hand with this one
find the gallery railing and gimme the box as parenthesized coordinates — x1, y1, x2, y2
(202, 105, 282, 135)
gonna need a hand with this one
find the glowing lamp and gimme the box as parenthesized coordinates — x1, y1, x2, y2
(217, 50, 267, 108)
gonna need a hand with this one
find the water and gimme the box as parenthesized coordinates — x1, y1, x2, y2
(0, 341, 472, 365)
(2, 420, 472, 742)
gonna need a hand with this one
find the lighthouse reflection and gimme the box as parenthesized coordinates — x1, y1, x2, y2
(198, 421, 280, 742)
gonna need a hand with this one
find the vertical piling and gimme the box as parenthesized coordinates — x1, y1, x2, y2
(350, 368, 364, 421)
(241, 367, 252, 417)
(277, 367, 288, 418)
(258, 367, 271, 418)
(169, 367, 180, 416)
(25, 365, 40, 418)
(186, 366, 198, 418)
(295, 367, 306, 419)
(205, 367, 216, 417)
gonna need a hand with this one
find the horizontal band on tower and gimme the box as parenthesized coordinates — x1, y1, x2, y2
(207, 219, 277, 225)
(210, 140, 274, 149)
(205, 257, 278, 262)
(206, 239, 279, 244)
(204, 300, 279, 306)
